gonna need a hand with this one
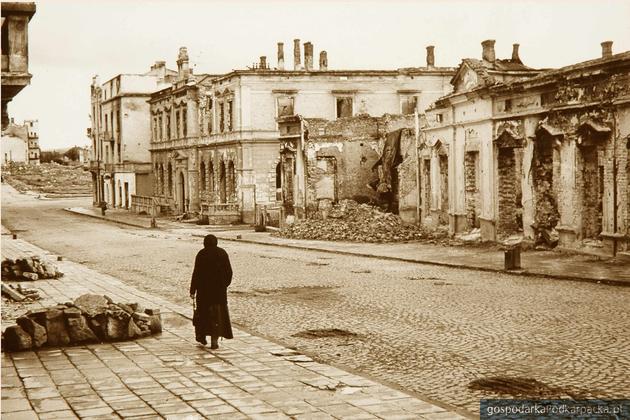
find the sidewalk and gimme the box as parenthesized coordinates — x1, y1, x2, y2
(1, 235, 470, 419)
(65, 206, 630, 284)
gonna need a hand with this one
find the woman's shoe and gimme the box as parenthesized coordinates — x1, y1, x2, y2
(210, 338, 219, 349)
(196, 335, 207, 345)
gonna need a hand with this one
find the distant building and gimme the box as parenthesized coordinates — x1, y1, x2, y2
(148, 41, 454, 222)
(88, 62, 177, 208)
(1, 2, 36, 129)
(1, 118, 39, 165)
(25, 119, 39, 164)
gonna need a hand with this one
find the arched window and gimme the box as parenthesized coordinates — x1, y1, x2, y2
(167, 163, 173, 196)
(219, 161, 226, 203)
(208, 161, 214, 193)
(199, 161, 206, 192)
(227, 160, 236, 202)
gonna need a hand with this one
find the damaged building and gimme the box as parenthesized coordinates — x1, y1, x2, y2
(276, 114, 418, 225)
(142, 41, 454, 223)
(421, 40, 630, 257)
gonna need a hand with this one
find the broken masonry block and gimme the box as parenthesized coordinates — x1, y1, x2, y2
(73, 294, 108, 317)
(43, 308, 71, 346)
(16, 316, 47, 348)
(3, 325, 32, 351)
(127, 319, 143, 339)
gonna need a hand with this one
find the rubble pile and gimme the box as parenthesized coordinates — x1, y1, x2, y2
(2, 293, 162, 351)
(2, 256, 63, 280)
(2, 162, 92, 196)
(278, 199, 432, 243)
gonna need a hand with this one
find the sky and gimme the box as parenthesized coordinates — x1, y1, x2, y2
(8, 0, 630, 150)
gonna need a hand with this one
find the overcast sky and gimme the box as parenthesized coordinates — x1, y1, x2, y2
(8, 0, 630, 150)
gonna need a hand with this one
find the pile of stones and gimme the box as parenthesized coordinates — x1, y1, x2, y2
(1, 256, 63, 280)
(278, 199, 432, 243)
(2, 294, 162, 351)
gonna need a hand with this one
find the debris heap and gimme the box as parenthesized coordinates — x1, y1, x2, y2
(278, 199, 430, 243)
(1, 283, 41, 302)
(2, 162, 92, 197)
(2, 257, 63, 280)
(2, 293, 162, 351)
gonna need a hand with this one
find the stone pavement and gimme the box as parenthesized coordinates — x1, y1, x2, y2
(1, 234, 470, 419)
(65, 207, 629, 284)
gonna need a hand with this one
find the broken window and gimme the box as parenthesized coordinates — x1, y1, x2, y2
(165, 112, 171, 139)
(199, 161, 206, 192)
(219, 102, 225, 133)
(175, 108, 181, 138)
(227, 100, 233, 131)
(436, 114, 443, 123)
(152, 117, 157, 141)
(183, 107, 187, 137)
(336, 97, 353, 118)
(207, 100, 213, 134)
(219, 160, 226, 203)
(277, 96, 295, 117)
(208, 161, 214, 194)
(504, 99, 512, 112)
(400, 96, 418, 115)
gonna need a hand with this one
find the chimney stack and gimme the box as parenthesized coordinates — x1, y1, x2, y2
(601, 41, 613, 58)
(511, 44, 521, 63)
(426, 45, 435, 68)
(177, 46, 190, 80)
(277, 42, 285, 70)
(481, 39, 496, 63)
(259, 56, 267, 69)
(304, 42, 314, 71)
(319, 51, 328, 71)
(293, 39, 302, 70)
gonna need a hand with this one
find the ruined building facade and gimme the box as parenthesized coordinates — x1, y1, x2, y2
(276, 114, 418, 225)
(144, 41, 454, 223)
(422, 41, 630, 256)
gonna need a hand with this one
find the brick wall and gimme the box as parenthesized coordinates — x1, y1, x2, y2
(532, 137, 559, 229)
(464, 151, 480, 229)
(497, 147, 522, 235)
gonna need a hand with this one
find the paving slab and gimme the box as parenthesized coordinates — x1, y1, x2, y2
(1, 234, 471, 419)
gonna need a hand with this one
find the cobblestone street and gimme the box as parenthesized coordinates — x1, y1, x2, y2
(3, 187, 630, 415)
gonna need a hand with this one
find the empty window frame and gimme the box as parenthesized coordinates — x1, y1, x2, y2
(336, 97, 353, 118)
(277, 96, 295, 117)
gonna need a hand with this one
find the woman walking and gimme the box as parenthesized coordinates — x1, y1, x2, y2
(190, 234, 234, 349)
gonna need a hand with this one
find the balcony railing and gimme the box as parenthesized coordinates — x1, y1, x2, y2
(130, 195, 158, 215)
(201, 202, 240, 214)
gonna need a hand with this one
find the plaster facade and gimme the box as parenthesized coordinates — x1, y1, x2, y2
(148, 43, 454, 223)
(421, 40, 630, 256)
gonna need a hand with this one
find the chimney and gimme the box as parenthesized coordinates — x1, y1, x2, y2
(304, 42, 313, 71)
(601, 41, 613, 58)
(426, 45, 435, 68)
(511, 44, 521, 63)
(259, 56, 267, 70)
(277, 42, 285, 70)
(177, 47, 190, 80)
(319, 51, 328, 71)
(481, 39, 496, 62)
(293, 39, 302, 70)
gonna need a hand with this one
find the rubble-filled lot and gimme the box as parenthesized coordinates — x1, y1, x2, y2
(278, 199, 440, 243)
(1, 162, 92, 197)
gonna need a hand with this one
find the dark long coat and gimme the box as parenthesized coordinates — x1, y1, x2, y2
(190, 245, 233, 304)
(190, 244, 233, 339)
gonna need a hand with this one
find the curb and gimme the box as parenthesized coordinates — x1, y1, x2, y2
(65, 208, 627, 286)
(213, 235, 629, 287)
(63, 208, 152, 229)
